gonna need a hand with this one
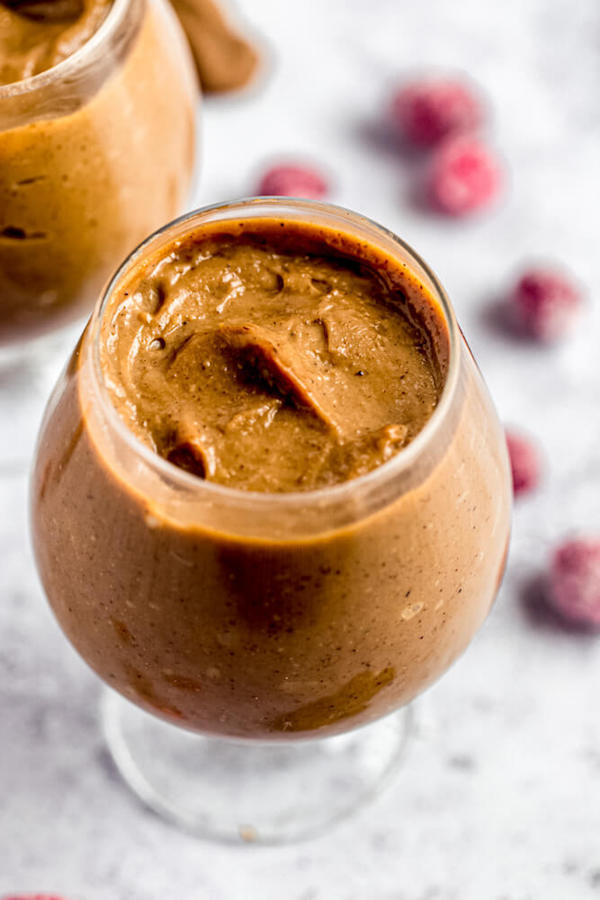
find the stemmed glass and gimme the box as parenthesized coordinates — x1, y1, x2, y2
(30, 198, 511, 843)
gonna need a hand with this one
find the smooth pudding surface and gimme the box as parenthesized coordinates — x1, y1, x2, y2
(0, 0, 112, 85)
(102, 221, 447, 492)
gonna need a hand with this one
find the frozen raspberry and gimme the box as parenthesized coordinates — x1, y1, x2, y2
(505, 430, 541, 497)
(2, 896, 66, 900)
(549, 539, 600, 628)
(257, 164, 328, 200)
(510, 268, 582, 342)
(428, 135, 502, 216)
(391, 77, 483, 147)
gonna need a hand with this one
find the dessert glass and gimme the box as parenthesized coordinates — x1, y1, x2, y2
(0, 0, 198, 351)
(31, 199, 512, 843)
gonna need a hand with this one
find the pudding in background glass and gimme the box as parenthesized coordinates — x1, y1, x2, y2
(31, 199, 511, 841)
(0, 0, 197, 347)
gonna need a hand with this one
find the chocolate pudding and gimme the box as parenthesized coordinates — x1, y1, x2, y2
(0, 0, 197, 344)
(102, 223, 445, 491)
(31, 201, 512, 740)
(0, 0, 113, 84)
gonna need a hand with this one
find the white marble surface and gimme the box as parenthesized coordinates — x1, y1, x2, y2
(2, 0, 600, 896)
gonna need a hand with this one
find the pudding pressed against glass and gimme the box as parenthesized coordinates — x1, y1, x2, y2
(32, 205, 511, 739)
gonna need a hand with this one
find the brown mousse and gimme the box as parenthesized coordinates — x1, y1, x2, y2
(32, 214, 511, 739)
(102, 221, 447, 492)
(0, 0, 196, 343)
(0, 0, 112, 84)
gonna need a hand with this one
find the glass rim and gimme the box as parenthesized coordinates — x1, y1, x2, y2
(0, 0, 131, 99)
(88, 197, 461, 510)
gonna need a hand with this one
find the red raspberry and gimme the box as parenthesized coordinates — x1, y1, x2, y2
(510, 268, 582, 342)
(428, 135, 502, 216)
(549, 539, 600, 628)
(257, 164, 328, 200)
(505, 430, 541, 497)
(391, 77, 483, 147)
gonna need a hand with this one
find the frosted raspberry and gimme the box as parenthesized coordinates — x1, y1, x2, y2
(257, 164, 328, 200)
(505, 430, 541, 497)
(549, 539, 600, 628)
(2, 896, 66, 900)
(428, 136, 502, 216)
(391, 77, 483, 146)
(510, 268, 582, 342)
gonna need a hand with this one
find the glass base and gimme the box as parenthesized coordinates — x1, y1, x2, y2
(102, 690, 413, 845)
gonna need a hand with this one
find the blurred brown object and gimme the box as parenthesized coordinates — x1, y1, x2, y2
(1, 0, 83, 21)
(170, 0, 259, 93)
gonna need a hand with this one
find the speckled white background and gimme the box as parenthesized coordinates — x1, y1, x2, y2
(1, 0, 600, 896)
